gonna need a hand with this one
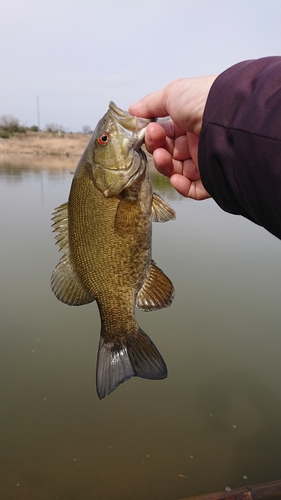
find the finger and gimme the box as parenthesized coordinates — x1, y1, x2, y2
(172, 135, 191, 162)
(182, 158, 201, 182)
(170, 174, 211, 200)
(145, 120, 186, 154)
(160, 120, 186, 139)
(153, 148, 174, 177)
(186, 132, 199, 165)
(144, 122, 166, 154)
(153, 151, 193, 178)
(129, 88, 168, 118)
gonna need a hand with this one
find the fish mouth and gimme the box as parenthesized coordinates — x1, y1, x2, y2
(108, 101, 155, 150)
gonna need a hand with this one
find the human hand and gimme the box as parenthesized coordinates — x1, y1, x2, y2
(129, 76, 216, 200)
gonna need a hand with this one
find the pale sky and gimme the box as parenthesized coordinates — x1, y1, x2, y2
(1, 0, 281, 132)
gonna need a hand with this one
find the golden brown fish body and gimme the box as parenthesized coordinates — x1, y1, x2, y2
(51, 102, 176, 398)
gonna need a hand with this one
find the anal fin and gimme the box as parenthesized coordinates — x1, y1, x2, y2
(136, 260, 175, 311)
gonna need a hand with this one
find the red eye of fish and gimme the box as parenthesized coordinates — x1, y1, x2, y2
(97, 132, 110, 145)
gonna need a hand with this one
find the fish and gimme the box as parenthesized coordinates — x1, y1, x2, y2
(51, 101, 176, 399)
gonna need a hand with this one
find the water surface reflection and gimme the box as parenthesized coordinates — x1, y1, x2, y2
(1, 155, 281, 500)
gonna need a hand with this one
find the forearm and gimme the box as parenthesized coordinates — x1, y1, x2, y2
(198, 56, 281, 239)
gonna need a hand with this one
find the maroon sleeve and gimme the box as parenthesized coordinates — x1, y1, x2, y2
(198, 56, 281, 239)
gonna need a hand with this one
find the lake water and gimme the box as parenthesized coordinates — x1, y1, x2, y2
(1, 155, 281, 500)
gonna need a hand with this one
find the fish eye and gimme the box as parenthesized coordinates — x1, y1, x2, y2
(97, 132, 110, 146)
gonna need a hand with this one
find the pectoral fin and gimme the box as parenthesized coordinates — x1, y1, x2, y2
(151, 193, 176, 222)
(136, 261, 175, 311)
(114, 198, 139, 235)
(51, 203, 95, 305)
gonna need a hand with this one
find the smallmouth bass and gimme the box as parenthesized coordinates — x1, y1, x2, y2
(51, 102, 176, 398)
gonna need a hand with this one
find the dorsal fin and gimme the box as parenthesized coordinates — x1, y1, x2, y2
(151, 193, 176, 222)
(51, 203, 95, 305)
(51, 202, 69, 251)
(136, 260, 174, 311)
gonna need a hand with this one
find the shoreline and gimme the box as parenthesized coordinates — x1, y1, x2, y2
(0, 131, 91, 170)
(0, 131, 90, 158)
(0, 131, 156, 172)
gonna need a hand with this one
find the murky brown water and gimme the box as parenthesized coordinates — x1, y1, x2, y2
(1, 155, 281, 500)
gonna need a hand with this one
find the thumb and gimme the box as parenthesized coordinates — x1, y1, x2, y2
(129, 88, 169, 118)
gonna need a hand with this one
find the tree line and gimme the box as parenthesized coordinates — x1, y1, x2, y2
(0, 115, 92, 138)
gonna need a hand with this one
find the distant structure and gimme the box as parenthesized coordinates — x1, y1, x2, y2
(37, 95, 41, 131)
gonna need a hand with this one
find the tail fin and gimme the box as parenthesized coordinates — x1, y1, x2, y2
(96, 329, 167, 399)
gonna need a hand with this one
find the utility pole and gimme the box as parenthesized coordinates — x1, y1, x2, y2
(37, 95, 40, 131)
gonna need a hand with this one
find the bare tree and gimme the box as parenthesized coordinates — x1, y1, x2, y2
(45, 123, 65, 134)
(0, 115, 26, 136)
(82, 125, 92, 134)
(0, 115, 20, 128)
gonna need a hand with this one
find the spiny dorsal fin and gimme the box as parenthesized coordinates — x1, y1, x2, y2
(151, 193, 176, 222)
(136, 260, 175, 311)
(51, 203, 95, 306)
(51, 203, 69, 252)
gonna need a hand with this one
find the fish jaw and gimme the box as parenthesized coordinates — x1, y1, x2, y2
(108, 101, 155, 151)
(81, 101, 154, 197)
